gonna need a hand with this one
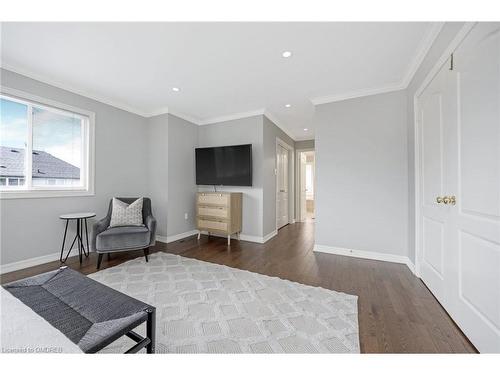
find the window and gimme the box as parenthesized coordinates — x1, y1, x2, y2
(0, 89, 94, 198)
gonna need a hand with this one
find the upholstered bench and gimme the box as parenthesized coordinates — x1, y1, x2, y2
(2, 267, 155, 354)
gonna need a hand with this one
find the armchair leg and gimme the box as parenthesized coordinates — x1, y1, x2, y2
(97, 253, 104, 270)
(144, 248, 149, 262)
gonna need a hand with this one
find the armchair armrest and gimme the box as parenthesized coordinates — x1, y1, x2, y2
(91, 216, 110, 252)
(145, 215, 157, 246)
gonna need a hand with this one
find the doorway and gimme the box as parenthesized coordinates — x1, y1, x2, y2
(276, 142, 289, 229)
(297, 150, 315, 222)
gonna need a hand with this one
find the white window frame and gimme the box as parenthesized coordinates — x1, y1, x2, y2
(0, 87, 95, 199)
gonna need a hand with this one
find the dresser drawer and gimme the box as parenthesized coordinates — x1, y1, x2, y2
(197, 193, 229, 206)
(198, 219, 228, 232)
(198, 205, 229, 218)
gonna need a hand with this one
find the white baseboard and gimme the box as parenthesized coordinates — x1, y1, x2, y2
(193, 230, 277, 244)
(1, 230, 198, 274)
(240, 230, 277, 243)
(156, 229, 199, 244)
(0, 251, 61, 275)
(406, 259, 416, 274)
(313, 244, 416, 274)
(262, 230, 278, 243)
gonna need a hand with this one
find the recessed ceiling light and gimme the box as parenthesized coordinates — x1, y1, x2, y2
(303, 128, 308, 131)
(282, 51, 292, 58)
(172, 87, 180, 92)
(285, 104, 291, 108)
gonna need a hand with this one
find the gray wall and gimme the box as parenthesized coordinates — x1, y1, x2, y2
(405, 22, 465, 262)
(0, 68, 150, 265)
(315, 90, 408, 257)
(147, 113, 169, 237)
(262, 116, 295, 235)
(197, 116, 264, 238)
(166, 114, 198, 236)
(295, 139, 315, 149)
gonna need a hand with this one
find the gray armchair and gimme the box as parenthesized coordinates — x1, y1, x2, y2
(92, 197, 157, 269)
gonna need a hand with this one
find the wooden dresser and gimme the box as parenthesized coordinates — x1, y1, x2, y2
(196, 192, 242, 245)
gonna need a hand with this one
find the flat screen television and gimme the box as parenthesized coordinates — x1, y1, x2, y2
(195, 144, 252, 186)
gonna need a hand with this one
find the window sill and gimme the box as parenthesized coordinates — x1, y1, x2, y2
(0, 189, 95, 200)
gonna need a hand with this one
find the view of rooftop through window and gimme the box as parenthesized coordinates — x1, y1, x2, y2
(0, 97, 83, 188)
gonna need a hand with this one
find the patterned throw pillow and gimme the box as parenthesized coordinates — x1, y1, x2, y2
(109, 198, 144, 227)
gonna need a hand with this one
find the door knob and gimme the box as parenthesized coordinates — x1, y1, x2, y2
(438, 195, 457, 205)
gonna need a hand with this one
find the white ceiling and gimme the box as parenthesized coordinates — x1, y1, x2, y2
(1, 22, 441, 140)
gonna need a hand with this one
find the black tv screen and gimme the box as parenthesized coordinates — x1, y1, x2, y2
(195, 144, 252, 186)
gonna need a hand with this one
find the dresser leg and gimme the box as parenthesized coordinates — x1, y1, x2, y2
(227, 235, 230, 246)
(197, 231, 201, 240)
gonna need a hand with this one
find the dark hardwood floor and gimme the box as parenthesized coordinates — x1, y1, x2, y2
(1, 222, 476, 353)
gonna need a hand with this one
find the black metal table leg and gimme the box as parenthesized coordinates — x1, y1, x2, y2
(59, 220, 69, 262)
(59, 213, 96, 265)
(146, 308, 156, 353)
(83, 218, 90, 257)
(77, 219, 82, 264)
(62, 233, 78, 263)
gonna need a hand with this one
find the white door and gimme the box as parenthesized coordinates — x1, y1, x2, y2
(300, 152, 307, 221)
(276, 144, 289, 229)
(418, 58, 455, 305)
(449, 23, 500, 353)
(418, 23, 500, 352)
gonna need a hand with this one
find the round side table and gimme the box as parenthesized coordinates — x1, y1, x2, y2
(59, 212, 96, 264)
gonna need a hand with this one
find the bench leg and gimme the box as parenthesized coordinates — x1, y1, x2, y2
(146, 308, 155, 353)
(144, 247, 149, 262)
(97, 253, 103, 270)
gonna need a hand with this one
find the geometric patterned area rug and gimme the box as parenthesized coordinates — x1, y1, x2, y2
(88, 252, 360, 353)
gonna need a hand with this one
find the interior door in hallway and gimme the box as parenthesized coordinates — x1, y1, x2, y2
(299, 152, 307, 221)
(418, 23, 500, 352)
(276, 143, 289, 229)
(449, 22, 500, 353)
(418, 57, 455, 307)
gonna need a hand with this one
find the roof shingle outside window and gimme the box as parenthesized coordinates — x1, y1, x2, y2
(0, 146, 80, 179)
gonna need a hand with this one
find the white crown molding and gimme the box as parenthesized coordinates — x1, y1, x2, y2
(311, 22, 444, 106)
(294, 135, 315, 142)
(166, 110, 203, 125)
(146, 107, 203, 125)
(198, 108, 265, 125)
(146, 106, 170, 118)
(310, 83, 404, 106)
(400, 22, 444, 88)
(3, 22, 443, 140)
(1, 63, 150, 117)
(263, 110, 296, 141)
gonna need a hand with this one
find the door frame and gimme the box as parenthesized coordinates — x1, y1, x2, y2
(275, 137, 295, 231)
(413, 22, 475, 277)
(295, 147, 315, 222)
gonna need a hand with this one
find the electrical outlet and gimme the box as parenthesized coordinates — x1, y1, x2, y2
(184, 213, 188, 220)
